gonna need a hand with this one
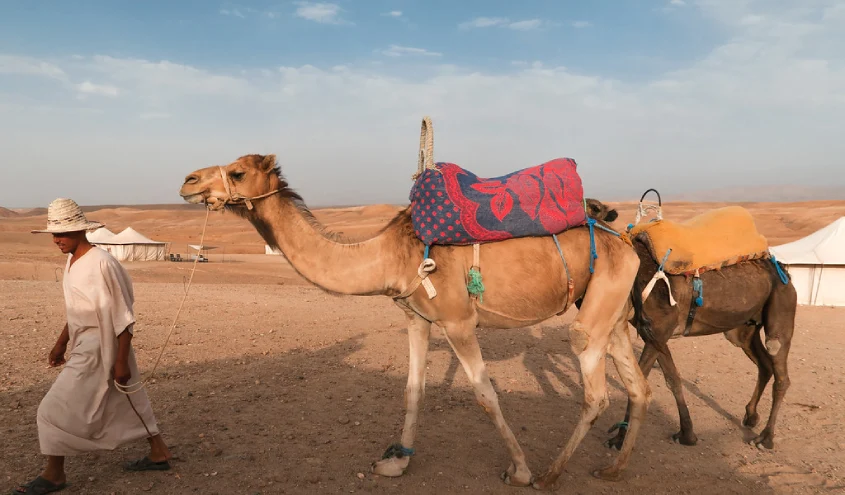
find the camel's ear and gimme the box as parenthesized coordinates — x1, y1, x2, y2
(260, 154, 277, 173)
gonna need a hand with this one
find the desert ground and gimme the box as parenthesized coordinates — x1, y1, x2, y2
(1, 200, 844, 494)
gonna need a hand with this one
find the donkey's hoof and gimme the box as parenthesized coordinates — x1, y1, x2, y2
(500, 463, 533, 487)
(592, 466, 623, 482)
(371, 456, 409, 477)
(743, 412, 760, 428)
(672, 431, 698, 446)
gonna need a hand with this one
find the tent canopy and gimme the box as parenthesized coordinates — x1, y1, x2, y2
(87, 227, 116, 244)
(98, 227, 166, 245)
(769, 217, 845, 265)
(189, 244, 217, 251)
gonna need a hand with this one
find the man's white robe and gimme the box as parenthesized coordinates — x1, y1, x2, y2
(37, 247, 159, 455)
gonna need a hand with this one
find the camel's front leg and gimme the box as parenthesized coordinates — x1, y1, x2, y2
(442, 319, 533, 487)
(372, 313, 431, 477)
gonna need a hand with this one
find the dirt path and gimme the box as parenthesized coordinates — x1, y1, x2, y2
(2, 280, 843, 494)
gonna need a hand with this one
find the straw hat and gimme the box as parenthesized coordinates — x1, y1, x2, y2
(31, 198, 104, 234)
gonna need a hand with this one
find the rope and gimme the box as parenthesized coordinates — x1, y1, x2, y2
(552, 233, 575, 313)
(115, 207, 210, 395)
(641, 248, 677, 306)
(466, 244, 484, 303)
(209, 166, 281, 210)
(413, 116, 435, 180)
(769, 253, 790, 285)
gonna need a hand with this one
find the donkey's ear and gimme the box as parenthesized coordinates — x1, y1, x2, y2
(260, 154, 277, 172)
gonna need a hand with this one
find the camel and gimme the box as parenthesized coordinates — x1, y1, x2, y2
(582, 199, 796, 451)
(178, 153, 652, 490)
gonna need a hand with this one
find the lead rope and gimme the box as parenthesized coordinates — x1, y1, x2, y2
(115, 206, 210, 396)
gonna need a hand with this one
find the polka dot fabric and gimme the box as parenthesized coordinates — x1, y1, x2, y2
(409, 158, 587, 247)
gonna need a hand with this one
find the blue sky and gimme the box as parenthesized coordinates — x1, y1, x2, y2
(1, 0, 844, 207)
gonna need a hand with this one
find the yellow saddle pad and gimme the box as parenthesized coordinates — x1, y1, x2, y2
(630, 206, 769, 275)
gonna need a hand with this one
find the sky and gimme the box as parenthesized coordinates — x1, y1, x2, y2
(1, 0, 844, 208)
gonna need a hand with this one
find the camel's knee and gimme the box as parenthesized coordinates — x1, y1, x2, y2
(765, 338, 782, 356)
(586, 392, 611, 425)
(569, 321, 590, 355)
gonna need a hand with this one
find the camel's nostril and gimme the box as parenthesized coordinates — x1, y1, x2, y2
(184, 174, 199, 185)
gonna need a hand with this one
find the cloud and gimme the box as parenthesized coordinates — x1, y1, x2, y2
(1, 2, 844, 207)
(0, 54, 67, 80)
(294, 2, 351, 25)
(571, 20, 592, 28)
(75, 81, 120, 98)
(382, 11, 402, 18)
(380, 45, 442, 57)
(459, 17, 554, 31)
(670, 0, 686, 5)
(219, 8, 245, 18)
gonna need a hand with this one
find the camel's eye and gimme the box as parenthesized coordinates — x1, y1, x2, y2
(230, 171, 245, 181)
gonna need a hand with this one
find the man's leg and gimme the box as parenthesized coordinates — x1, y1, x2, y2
(147, 434, 171, 462)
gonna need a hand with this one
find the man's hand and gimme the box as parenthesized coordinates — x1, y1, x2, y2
(113, 359, 131, 386)
(49, 342, 67, 367)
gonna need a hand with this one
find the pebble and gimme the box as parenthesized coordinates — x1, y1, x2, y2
(357, 473, 365, 480)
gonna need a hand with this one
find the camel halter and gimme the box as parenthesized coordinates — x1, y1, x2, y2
(208, 166, 281, 210)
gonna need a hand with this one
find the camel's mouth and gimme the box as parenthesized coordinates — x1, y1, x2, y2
(180, 192, 206, 204)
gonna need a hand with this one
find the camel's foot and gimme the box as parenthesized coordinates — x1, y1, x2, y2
(531, 473, 558, 491)
(672, 430, 698, 446)
(499, 462, 533, 487)
(743, 411, 760, 428)
(371, 443, 413, 477)
(591, 465, 624, 482)
(604, 422, 628, 450)
(750, 428, 775, 450)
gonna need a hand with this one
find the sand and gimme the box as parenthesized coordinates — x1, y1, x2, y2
(1, 201, 844, 494)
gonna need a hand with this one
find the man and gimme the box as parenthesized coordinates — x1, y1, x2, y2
(16, 198, 172, 494)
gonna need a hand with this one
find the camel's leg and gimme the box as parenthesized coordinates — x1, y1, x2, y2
(605, 341, 661, 450)
(592, 316, 653, 481)
(751, 287, 795, 450)
(725, 326, 773, 428)
(372, 313, 431, 477)
(441, 319, 533, 487)
(653, 346, 698, 446)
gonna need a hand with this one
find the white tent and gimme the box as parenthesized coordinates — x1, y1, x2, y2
(87, 227, 116, 244)
(265, 244, 284, 256)
(769, 217, 845, 307)
(97, 227, 167, 262)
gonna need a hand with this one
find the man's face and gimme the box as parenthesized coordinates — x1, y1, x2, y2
(52, 231, 87, 254)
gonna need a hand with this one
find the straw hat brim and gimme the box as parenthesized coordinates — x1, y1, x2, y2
(31, 220, 105, 234)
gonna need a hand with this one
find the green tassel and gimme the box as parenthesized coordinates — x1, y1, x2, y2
(467, 268, 484, 304)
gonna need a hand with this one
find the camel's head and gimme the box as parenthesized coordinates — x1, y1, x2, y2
(585, 198, 618, 223)
(180, 154, 296, 213)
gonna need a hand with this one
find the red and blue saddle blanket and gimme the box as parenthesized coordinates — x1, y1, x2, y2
(409, 158, 587, 246)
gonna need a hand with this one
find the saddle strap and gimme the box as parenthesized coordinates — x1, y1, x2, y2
(552, 234, 576, 315)
(683, 272, 703, 336)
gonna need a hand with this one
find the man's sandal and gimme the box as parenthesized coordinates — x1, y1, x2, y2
(13, 476, 67, 494)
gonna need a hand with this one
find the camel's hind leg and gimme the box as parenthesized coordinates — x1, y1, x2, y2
(441, 319, 533, 486)
(751, 283, 796, 449)
(533, 261, 650, 490)
(654, 346, 698, 446)
(372, 312, 431, 477)
(724, 325, 773, 429)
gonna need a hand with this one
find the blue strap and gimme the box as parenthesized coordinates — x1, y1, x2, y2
(659, 248, 672, 272)
(770, 254, 789, 285)
(693, 277, 703, 307)
(587, 218, 598, 274)
(423, 244, 430, 260)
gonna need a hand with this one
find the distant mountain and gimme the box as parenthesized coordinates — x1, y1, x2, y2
(0, 207, 20, 218)
(668, 186, 845, 203)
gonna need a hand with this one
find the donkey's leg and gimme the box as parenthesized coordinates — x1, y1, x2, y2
(653, 347, 698, 445)
(441, 319, 533, 486)
(372, 313, 431, 476)
(593, 315, 653, 481)
(752, 285, 796, 449)
(606, 341, 661, 450)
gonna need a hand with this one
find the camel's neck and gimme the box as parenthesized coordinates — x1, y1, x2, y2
(246, 195, 409, 296)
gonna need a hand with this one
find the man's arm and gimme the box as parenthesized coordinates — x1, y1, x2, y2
(113, 326, 133, 385)
(49, 323, 70, 367)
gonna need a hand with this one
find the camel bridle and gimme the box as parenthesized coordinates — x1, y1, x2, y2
(207, 165, 281, 211)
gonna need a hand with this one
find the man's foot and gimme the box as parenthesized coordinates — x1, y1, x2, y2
(124, 457, 171, 472)
(13, 476, 67, 494)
